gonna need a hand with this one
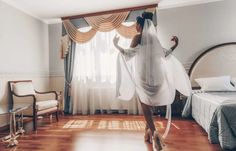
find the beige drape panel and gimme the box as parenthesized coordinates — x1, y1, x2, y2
(60, 35, 71, 58)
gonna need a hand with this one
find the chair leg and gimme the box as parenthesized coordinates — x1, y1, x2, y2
(33, 112, 37, 131)
(56, 110, 59, 122)
(49, 114, 53, 123)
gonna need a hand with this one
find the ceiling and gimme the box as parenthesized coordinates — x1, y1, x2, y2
(1, 0, 223, 24)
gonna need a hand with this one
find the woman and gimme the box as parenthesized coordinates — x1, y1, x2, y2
(113, 12, 191, 151)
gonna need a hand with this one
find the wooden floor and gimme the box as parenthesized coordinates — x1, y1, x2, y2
(0, 115, 223, 151)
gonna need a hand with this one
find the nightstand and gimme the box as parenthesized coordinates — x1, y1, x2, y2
(155, 90, 187, 117)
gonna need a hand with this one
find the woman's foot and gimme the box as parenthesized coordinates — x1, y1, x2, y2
(153, 131, 165, 151)
(144, 128, 152, 144)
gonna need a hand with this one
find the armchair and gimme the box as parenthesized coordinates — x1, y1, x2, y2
(8, 80, 59, 131)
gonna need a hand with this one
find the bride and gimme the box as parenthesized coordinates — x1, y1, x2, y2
(113, 12, 191, 150)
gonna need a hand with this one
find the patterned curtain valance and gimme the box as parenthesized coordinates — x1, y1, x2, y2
(116, 23, 137, 39)
(62, 11, 137, 44)
(85, 12, 129, 32)
(61, 7, 156, 58)
(63, 20, 97, 43)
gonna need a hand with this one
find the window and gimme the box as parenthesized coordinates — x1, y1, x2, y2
(74, 26, 132, 84)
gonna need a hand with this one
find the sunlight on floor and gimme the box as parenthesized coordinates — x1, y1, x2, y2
(63, 120, 165, 130)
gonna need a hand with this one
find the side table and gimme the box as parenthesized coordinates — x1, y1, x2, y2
(0, 103, 31, 147)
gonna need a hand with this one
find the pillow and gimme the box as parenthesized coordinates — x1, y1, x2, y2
(12, 82, 35, 95)
(195, 76, 236, 91)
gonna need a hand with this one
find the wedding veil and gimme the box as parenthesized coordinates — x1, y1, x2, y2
(116, 18, 191, 138)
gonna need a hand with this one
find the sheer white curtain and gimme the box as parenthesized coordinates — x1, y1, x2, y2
(71, 25, 142, 115)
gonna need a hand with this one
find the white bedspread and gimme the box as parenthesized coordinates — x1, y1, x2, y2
(182, 91, 236, 149)
(191, 92, 230, 132)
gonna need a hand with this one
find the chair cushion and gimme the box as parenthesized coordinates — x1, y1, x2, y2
(36, 100, 58, 110)
(13, 82, 35, 95)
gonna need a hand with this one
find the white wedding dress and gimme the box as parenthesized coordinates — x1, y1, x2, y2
(116, 19, 192, 138)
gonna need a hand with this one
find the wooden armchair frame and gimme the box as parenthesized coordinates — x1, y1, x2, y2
(8, 80, 59, 131)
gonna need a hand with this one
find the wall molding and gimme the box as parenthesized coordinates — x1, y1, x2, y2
(50, 75, 64, 77)
(48, 62, 193, 77)
(49, 71, 64, 77)
(0, 72, 50, 78)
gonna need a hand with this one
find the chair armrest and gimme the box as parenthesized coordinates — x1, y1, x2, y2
(35, 90, 57, 95)
(35, 91, 58, 101)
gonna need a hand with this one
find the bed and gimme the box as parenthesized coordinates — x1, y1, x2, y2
(182, 42, 236, 150)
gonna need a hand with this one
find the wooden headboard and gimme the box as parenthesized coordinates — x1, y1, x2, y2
(188, 42, 236, 88)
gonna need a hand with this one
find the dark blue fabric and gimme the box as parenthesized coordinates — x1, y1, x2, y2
(64, 40, 76, 114)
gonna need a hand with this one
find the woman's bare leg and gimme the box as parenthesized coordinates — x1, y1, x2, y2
(139, 101, 156, 134)
(139, 98, 163, 150)
(145, 122, 149, 131)
(144, 122, 151, 142)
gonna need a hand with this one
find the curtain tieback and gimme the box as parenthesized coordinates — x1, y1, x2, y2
(65, 80, 72, 96)
(65, 80, 71, 87)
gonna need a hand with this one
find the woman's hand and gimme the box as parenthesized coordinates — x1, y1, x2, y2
(113, 35, 120, 47)
(170, 36, 179, 51)
(171, 36, 178, 45)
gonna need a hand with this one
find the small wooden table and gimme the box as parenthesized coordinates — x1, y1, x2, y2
(0, 103, 31, 147)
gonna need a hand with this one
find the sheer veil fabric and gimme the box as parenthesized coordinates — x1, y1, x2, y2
(116, 19, 191, 138)
(116, 19, 191, 106)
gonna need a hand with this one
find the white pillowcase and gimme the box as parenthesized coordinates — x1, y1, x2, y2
(195, 76, 236, 91)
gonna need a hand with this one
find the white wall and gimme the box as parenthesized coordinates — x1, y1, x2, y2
(49, 24, 63, 76)
(0, 1, 50, 126)
(48, 24, 65, 92)
(157, 0, 236, 70)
